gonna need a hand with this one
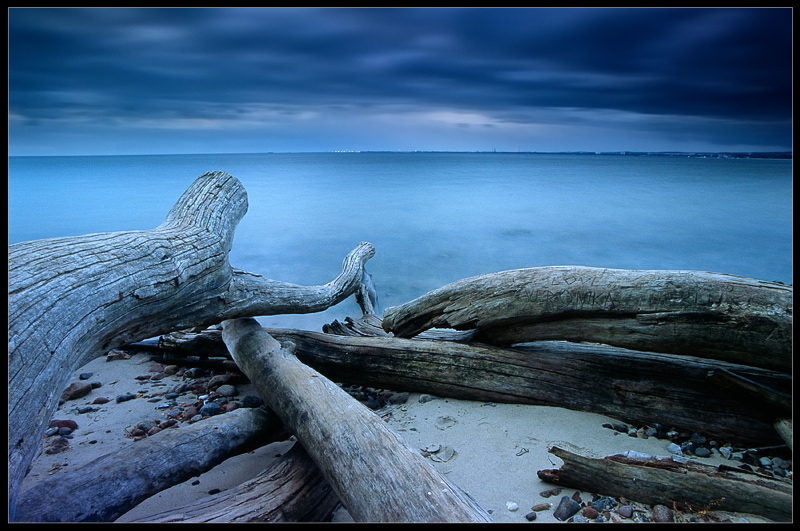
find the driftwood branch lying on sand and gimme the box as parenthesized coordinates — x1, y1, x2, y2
(537, 446, 792, 522)
(220, 317, 494, 523)
(128, 443, 339, 523)
(7, 171, 375, 516)
(381, 267, 792, 373)
(13, 408, 283, 522)
(158, 324, 789, 447)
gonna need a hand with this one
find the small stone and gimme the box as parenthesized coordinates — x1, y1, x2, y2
(418, 394, 437, 403)
(539, 487, 562, 498)
(189, 414, 203, 423)
(506, 501, 519, 512)
(241, 395, 263, 408)
(208, 374, 231, 389)
(571, 491, 582, 504)
(582, 507, 599, 519)
(553, 496, 581, 521)
(720, 446, 733, 459)
(92, 397, 110, 404)
(147, 426, 162, 436)
(525, 512, 537, 521)
(208, 488, 221, 495)
(645, 427, 659, 438)
(106, 349, 131, 361)
(49, 419, 79, 431)
(184, 367, 204, 379)
(689, 432, 706, 445)
(163, 365, 179, 375)
(618, 505, 633, 518)
(759, 456, 773, 467)
(612, 423, 629, 433)
(666, 442, 683, 455)
(530, 503, 551, 511)
(116, 393, 137, 403)
(694, 447, 711, 458)
(57, 427, 74, 436)
(60, 382, 93, 401)
(78, 372, 93, 380)
(572, 515, 587, 522)
(772, 457, 790, 470)
(652, 504, 674, 522)
(148, 363, 164, 372)
(388, 392, 410, 404)
(592, 497, 617, 512)
(199, 403, 222, 417)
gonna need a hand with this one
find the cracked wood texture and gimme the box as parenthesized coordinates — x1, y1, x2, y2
(382, 267, 792, 373)
(7, 171, 375, 517)
(538, 446, 792, 522)
(14, 408, 283, 522)
(221, 318, 494, 523)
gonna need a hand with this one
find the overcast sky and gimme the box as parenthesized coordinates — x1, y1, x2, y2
(8, 7, 792, 156)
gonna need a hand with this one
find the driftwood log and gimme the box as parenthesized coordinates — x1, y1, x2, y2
(538, 446, 792, 522)
(128, 443, 340, 523)
(220, 317, 494, 522)
(8, 170, 375, 517)
(157, 326, 789, 447)
(382, 267, 792, 373)
(14, 407, 283, 522)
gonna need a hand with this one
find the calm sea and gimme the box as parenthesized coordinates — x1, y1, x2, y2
(8, 152, 793, 331)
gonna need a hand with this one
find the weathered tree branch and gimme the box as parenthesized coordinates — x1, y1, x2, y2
(14, 408, 283, 522)
(154, 325, 788, 447)
(127, 443, 339, 523)
(381, 267, 792, 373)
(7, 171, 375, 516)
(538, 446, 792, 522)
(220, 317, 494, 522)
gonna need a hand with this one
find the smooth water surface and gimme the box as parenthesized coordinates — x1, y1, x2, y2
(9, 152, 793, 330)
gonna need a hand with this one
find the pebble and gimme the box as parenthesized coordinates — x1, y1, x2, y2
(652, 504, 674, 522)
(49, 419, 79, 431)
(78, 372, 93, 380)
(759, 456, 773, 467)
(506, 501, 519, 512)
(199, 403, 222, 417)
(241, 395, 264, 408)
(581, 507, 599, 519)
(592, 497, 617, 512)
(694, 447, 711, 458)
(60, 382, 93, 401)
(539, 487, 563, 498)
(116, 393, 137, 403)
(92, 397, 110, 404)
(552, 496, 581, 521)
(530, 503, 551, 511)
(525, 512, 537, 521)
(184, 367, 205, 379)
(618, 505, 633, 518)
(666, 442, 683, 455)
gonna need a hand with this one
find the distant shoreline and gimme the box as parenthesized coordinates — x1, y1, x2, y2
(9, 151, 792, 160)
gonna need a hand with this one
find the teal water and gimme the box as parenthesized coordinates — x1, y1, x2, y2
(8, 152, 793, 331)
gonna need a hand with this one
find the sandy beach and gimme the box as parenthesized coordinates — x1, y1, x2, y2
(18, 345, 778, 523)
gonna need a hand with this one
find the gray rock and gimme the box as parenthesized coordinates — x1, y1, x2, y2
(694, 447, 711, 458)
(199, 403, 222, 417)
(241, 395, 264, 408)
(720, 445, 733, 459)
(759, 456, 773, 467)
(618, 505, 633, 518)
(666, 442, 683, 455)
(652, 504, 674, 522)
(553, 496, 581, 521)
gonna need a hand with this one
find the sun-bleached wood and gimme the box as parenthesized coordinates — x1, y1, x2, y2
(221, 317, 494, 523)
(7, 171, 375, 517)
(14, 408, 283, 522)
(127, 443, 339, 523)
(382, 267, 792, 373)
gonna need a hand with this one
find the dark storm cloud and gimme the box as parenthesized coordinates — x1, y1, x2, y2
(8, 7, 792, 153)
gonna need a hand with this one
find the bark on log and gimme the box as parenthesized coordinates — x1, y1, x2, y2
(537, 446, 792, 522)
(220, 317, 494, 522)
(127, 443, 339, 523)
(773, 418, 792, 451)
(381, 267, 792, 373)
(13, 408, 283, 522)
(8, 170, 375, 516)
(154, 325, 788, 447)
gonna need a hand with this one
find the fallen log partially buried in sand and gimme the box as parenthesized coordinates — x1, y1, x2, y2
(127, 443, 339, 523)
(157, 325, 789, 447)
(8, 170, 375, 517)
(537, 446, 793, 522)
(220, 317, 494, 523)
(381, 267, 792, 373)
(13, 408, 284, 522)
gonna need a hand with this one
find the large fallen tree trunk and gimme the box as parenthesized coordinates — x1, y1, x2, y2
(221, 317, 494, 522)
(538, 446, 792, 522)
(8, 170, 375, 517)
(156, 326, 789, 446)
(128, 443, 340, 523)
(381, 267, 792, 373)
(14, 407, 283, 522)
